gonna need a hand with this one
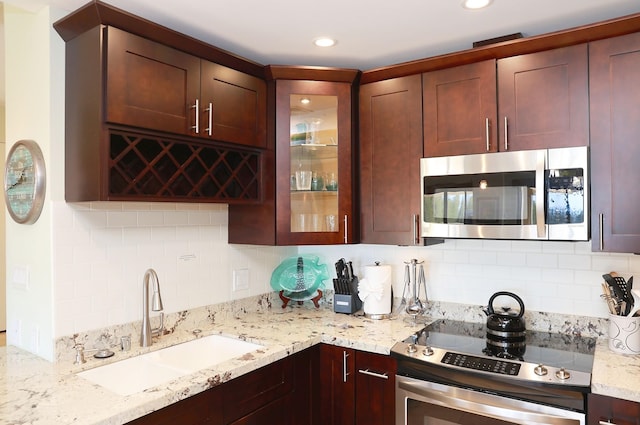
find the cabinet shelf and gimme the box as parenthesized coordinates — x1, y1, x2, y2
(291, 144, 338, 160)
(291, 190, 338, 194)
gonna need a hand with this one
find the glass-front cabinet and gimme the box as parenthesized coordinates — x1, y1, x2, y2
(275, 77, 357, 245)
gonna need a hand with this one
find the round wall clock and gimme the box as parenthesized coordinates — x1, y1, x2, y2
(4, 139, 46, 224)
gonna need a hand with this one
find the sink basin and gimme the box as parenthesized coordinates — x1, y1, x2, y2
(77, 334, 263, 396)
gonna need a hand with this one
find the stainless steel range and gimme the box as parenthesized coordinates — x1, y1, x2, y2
(391, 319, 596, 425)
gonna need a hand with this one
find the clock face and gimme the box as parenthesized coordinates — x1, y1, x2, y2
(4, 140, 46, 224)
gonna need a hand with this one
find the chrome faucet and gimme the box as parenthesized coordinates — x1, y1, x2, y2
(141, 268, 164, 347)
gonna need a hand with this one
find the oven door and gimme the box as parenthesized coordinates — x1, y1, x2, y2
(396, 375, 585, 425)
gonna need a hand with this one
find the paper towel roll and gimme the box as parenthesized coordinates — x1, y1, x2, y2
(358, 263, 392, 317)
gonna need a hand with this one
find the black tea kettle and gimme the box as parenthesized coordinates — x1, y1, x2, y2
(483, 291, 526, 338)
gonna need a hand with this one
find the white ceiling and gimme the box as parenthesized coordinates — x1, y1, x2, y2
(6, 0, 640, 71)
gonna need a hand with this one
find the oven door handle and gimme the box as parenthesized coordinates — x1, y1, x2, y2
(399, 378, 581, 425)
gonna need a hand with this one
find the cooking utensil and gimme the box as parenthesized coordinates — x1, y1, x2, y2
(603, 273, 625, 298)
(601, 282, 619, 315)
(627, 288, 640, 317)
(483, 291, 526, 335)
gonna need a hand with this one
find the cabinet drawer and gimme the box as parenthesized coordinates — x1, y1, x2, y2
(222, 357, 294, 423)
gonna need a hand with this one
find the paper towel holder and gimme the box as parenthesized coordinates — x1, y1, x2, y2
(360, 261, 393, 320)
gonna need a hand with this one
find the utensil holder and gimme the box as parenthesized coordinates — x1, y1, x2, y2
(333, 277, 362, 314)
(609, 313, 640, 354)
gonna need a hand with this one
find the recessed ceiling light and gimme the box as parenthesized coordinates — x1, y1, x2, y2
(462, 0, 492, 9)
(300, 97, 311, 105)
(313, 37, 337, 48)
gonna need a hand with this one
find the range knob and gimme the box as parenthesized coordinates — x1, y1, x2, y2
(555, 368, 571, 380)
(534, 364, 548, 376)
(407, 335, 418, 353)
(423, 346, 434, 357)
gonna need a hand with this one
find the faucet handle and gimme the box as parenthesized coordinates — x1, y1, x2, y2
(74, 344, 86, 365)
(151, 312, 165, 337)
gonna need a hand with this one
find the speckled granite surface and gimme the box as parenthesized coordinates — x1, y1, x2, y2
(0, 294, 637, 425)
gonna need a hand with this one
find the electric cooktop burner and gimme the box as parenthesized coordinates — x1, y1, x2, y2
(391, 319, 597, 388)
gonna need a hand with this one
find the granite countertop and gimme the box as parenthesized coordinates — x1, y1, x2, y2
(591, 338, 640, 403)
(0, 307, 423, 425)
(1, 305, 639, 425)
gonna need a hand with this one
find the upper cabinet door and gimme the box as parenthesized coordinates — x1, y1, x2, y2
(275, 79, 356, 246)
(105, 27, 201, 135)
(590, 32, 640, 253)
(200, 62, 267, 148)
(360, 75, 423, 245)
(105, 27, 266, 148)
(423, 60, 497, 157)
(498, 44, 589, 151)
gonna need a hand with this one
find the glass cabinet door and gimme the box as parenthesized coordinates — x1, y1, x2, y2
(289, 94, 339, 234)
(275, 78, 355, 246)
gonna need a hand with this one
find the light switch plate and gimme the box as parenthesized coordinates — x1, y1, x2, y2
(11, 265, 29, 291)
(233, 268, 250, 291)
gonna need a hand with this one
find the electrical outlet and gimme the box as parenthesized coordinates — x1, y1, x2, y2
(233, 268, 250, 291)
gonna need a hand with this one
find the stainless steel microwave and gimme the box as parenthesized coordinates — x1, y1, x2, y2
(420, 147, 588, 241)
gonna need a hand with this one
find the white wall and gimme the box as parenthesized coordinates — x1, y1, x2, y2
(4, 4, 57, 358)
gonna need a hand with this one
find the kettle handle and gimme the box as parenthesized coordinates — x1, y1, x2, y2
(487, 291, 525, 318)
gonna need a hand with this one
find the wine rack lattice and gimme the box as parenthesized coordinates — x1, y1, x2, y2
(109, 130, 260, 201)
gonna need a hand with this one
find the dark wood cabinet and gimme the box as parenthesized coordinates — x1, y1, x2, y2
(422, 44, 588, 157)
(275, 78, 357, 245)
(106, 27, 266, 148)
(319, 345, 356, 425)
(126, 385, 223, 425)
(105, 26, 201, 137)
(590, 32, 640, 254)
(359, 75, 424, 245)
(61, 24, 263, 203)
(498, 44, 589, 151)
(200, 61, 267, 148)
(230, 67, 359, 246)
(354, 350, 397, 425)
(318, 345, 396, 425)
(588, 393, 640, 425)
(423, 60, 497, 157)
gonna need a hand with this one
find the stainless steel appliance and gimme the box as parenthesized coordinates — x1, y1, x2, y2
(420, 147, 588, 240)
(391, 320, 596, 425)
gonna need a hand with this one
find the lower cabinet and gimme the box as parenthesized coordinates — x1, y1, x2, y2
(125, 345, 395, 425)
(588, 394, 640, 425)
(318, 344, 397, 425)
(126, 347, 316, 425)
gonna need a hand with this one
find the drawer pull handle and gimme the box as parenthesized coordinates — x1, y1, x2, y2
(358, 368, 389, 380)
(205, 102, 213, 136)
(485, 118, 490, 151)
(191, 99, 200, 134)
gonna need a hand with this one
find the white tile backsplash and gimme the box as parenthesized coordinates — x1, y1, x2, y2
(51, 199, 638, 339)
(299, 239, 637, 319)
(52, 201, 295, 338)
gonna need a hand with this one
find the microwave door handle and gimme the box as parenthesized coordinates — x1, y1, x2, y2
(535, 152, 546, 239)
(399, 379, 580, 425)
